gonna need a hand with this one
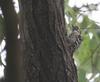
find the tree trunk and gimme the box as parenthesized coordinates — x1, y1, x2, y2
(0, 0, 23, 82)
(19, 0, 78, 82)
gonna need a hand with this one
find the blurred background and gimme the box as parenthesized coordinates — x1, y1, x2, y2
(64, 0, 100, 82)
(0, 0, 100, 82)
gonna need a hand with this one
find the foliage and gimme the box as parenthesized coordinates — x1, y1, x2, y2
(64, 0, 100, 82)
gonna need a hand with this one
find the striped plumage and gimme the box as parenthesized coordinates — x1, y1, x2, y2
(68, 26, 82, 53)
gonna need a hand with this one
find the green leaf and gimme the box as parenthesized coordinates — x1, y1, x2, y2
(75, 34, 91, 63)
(78, 69, 88, 82)
(80, 16, 90, 28)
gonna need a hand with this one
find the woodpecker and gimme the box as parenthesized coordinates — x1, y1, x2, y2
(68, 26, 82, 53)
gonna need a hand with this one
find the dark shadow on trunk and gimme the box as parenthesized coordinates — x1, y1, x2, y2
(0, 0, 23, 82)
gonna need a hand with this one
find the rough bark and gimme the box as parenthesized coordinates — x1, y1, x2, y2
(19, 0, 78, 82)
